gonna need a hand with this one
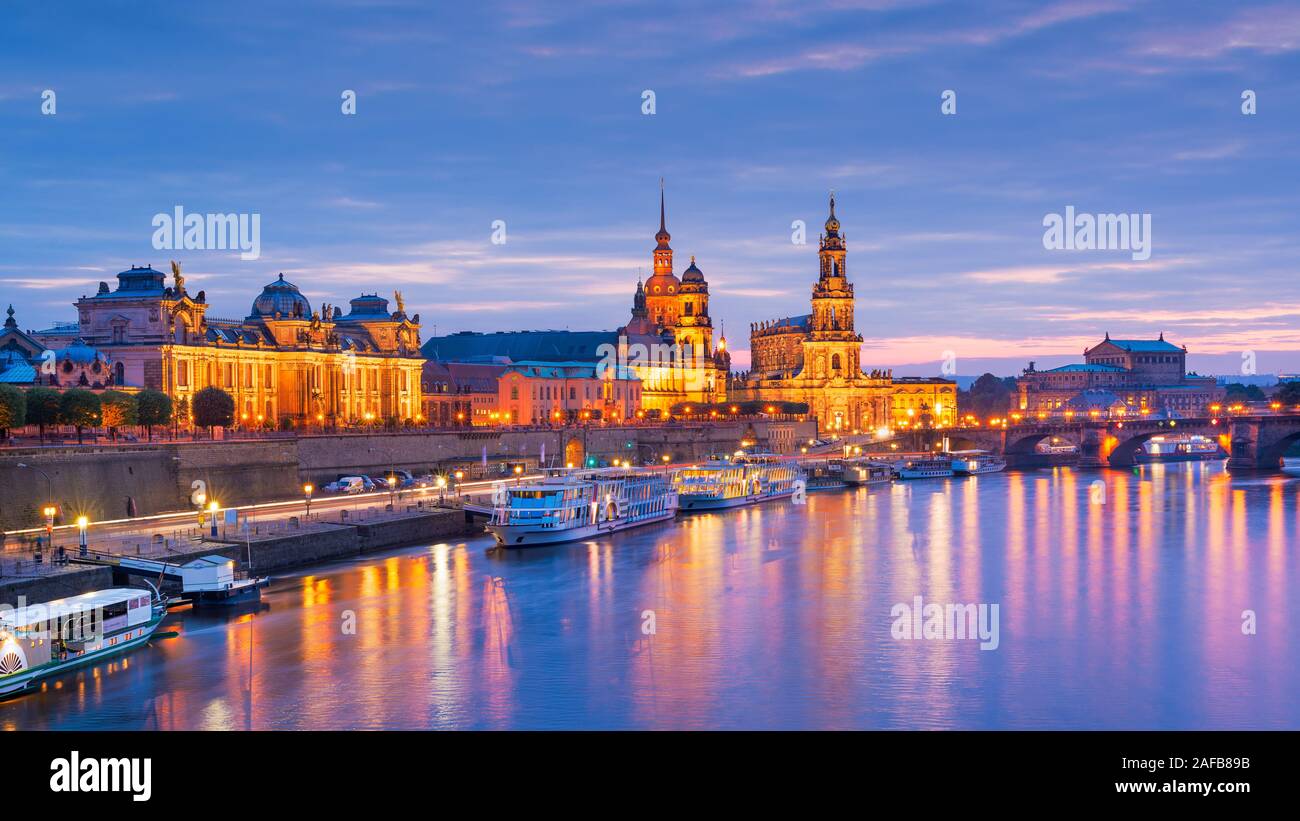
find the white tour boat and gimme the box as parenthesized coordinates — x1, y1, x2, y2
(892, 455, 955, 480)
(1, 587, 167, 698)
(487, 467, 678, 547)
(949, 449, 1007, 476)
(841, 458, 893, 486)
(675, 452, 805, 511)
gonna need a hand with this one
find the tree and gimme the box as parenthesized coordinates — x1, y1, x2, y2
(0, 383, 26, 441)
(59, 388, 101, 445)
(172, 396, 190, 436)
(135, 389, 172, 441)
(191, 386, 235, 437)
(1222, 383, 1265, 404)
(958, 373, 1016, 420)
(1275, 381, 1300, 407)
(24, 387, 62, 443)
(99, 390, 138, 440)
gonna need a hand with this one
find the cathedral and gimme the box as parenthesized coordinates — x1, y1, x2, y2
(617, 184, 730, 414)
(730, 194, 899, 433)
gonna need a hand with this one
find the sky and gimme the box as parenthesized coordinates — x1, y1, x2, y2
(2, 0, 1299, 377)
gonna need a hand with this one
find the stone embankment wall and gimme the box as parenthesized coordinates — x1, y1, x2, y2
(1, 420, 815, 530)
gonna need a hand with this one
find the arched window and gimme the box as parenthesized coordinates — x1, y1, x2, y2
(831, 354, 842, 372)
(113, 362, 125, 385)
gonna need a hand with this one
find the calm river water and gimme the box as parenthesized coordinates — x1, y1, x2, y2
(5, 461, 1299, 730)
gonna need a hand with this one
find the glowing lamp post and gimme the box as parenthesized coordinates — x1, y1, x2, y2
(387, 476, 397, 507)
(303, 483, 314, 516)
(207, 500, 220, 539)
(436, 475, 447, 504)
(77, 515, 89, 557)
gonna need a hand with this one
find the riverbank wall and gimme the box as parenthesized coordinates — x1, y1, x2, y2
(0, 508, 473, 604)
(1, 420, 813, 531)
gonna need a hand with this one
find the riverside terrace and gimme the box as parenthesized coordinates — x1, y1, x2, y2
(0, 486, 475, 604)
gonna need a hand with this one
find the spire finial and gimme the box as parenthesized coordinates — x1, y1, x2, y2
(659, 177, 666, 233)
(829, 189, 836, 215)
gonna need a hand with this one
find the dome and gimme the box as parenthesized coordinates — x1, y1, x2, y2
(681, 255, 705, 282)
(61, 339, 107, 365)
(339, 293, 390, 320)
(250, 273, 312, 319)
(825, 194, 841, 235)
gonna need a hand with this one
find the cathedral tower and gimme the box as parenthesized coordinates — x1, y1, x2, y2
(806, 192, 862, 378)
(644, 180, 681, 328)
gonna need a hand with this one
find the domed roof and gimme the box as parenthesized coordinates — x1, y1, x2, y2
(250, 273, 312, 319)
(339, 293, 390, 320)
(824, 192, 841, 235)
(681, 255, 705, 282)
(61, 339, 107, 365)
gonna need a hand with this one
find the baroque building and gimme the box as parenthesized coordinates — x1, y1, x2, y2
(1016, 334, 1224, 418)
(0, 305, 115, 390)
(58, 264, 424, 425)
(419, 184, 729, 417)
(729, 195, 895, 433)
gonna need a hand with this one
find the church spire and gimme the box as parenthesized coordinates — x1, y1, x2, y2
(655, 177, 671, 250)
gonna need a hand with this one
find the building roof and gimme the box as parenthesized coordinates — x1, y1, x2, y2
(1044, 363, 1127, 373)
(249, 273, 312, 319)
(0, 358, 36, 384)
(1109, 339, 1183, 352)
(754, 314, 811, 336)
(503, 360, 639, 381)
(422, 330, 627, 364)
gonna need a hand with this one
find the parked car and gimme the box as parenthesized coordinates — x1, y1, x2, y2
(382, 470, 416, 488)
(323, 476, 367, 494)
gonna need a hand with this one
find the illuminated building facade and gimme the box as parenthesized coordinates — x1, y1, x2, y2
(1016, 334, 1224, 418)
(891, 376, 958, 428)
(497, 361, 641, 425)
(730, 195, 894, 433)
(61, 264, 424, 426)
(0, 306, 116, 390)
(419, 186, 728, 417)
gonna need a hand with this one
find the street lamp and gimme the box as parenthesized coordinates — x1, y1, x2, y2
(77, 515, 88, 557)
(436, 475, 447, 504)
(207, 500, 220, 539)
(303, 483, 314, 516)
(387, 475, 397, 507)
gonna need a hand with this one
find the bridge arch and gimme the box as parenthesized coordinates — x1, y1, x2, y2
(1004, 431, 1079, 456)
(564, 437, 585, 468)
(1257, 430, 1300, 469)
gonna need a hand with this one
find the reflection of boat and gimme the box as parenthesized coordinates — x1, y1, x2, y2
(891, 456, 954, 480)
(676, 453, 804, 511)
(842, 459, 893, 486)
(1, 588, 166, 698)
(488, 467, 677, 547)
(949, 450, 1007, 476)
(1135, 434, 1222, 463)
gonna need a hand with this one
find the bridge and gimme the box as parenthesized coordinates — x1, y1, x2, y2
(862, 414, 1300, 471)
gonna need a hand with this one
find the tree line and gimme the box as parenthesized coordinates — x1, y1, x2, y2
(0, 384, 239, 444)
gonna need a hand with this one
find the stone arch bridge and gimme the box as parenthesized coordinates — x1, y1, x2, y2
(870, 415, 1300, 472)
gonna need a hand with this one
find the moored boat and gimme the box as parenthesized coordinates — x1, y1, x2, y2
(1134, 433, 1223, 463)
(675, 452, 804, 511)
(948, 450, 1007, 475)
(487, 467, 678, 547)
(842, 459, 893, 486)
(1, 587, 166, 698)
(892, 455, 954, 480)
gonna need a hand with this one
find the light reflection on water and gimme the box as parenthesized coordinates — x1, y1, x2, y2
(4, 461, 1298, 730)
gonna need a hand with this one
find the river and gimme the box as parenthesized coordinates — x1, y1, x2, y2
(4, 461, 1298, 730)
